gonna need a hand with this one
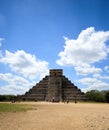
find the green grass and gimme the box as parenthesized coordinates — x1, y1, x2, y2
(0, 103, 36, 112)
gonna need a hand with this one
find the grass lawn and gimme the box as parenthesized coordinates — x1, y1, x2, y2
(0, 102, 36, 112)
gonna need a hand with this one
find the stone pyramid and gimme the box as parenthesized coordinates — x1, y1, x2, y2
(21, 69, 87, 102)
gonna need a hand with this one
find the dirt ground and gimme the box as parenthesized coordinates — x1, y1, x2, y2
(0, 102, 109, 130)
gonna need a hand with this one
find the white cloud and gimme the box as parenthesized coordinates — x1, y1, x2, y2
(0, 50, 49, 80)
(0, 73, 35, 95)
(57, 27, 109, 75)
(75, 64, 102, 75)
(93, 73, 109, 80)
(104, 66, 109, 73)
(0, 73, 30, 85)
(0, 84, 30, 95)
(0, 49, 49, 95)
(78, 77, 109, 92)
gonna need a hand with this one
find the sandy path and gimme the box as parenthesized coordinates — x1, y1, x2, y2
(0, 102, 109, 130)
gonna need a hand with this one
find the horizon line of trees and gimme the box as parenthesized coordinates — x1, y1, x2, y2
(86, 90, 109, 103)
(0, 95, 17, 102)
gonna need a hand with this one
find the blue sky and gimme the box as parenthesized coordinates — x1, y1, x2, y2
(0, 0, 109, 95)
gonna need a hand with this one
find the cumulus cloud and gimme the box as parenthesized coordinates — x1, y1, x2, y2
(0, 73, 30, 85)
(104, 66, 109, 73)
(75, 64, 102, 75)
(0, 49, 49, 95)
(57, 27, 109, 75)
(0, 85, 26, 95)
(78, 77, 109, 92)
(93, 73, 109, 80)
(0, 73, 35, 95)
(0, 50, 49, 80)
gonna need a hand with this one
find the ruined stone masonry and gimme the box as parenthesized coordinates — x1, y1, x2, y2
(21, 69, 87, 101)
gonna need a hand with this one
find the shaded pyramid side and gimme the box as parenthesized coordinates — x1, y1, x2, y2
(62, 75, 87, 101)
(21, 76, 49, 101)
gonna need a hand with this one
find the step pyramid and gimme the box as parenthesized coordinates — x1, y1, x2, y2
(21, 69, 87, 102)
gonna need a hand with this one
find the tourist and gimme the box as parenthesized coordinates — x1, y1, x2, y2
(66, 99, 69, 104)
(52, 97, 55, 102)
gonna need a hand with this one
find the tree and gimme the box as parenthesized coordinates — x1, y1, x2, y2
(105, 91, 109, 103)
(0, 95, 16, 102)
(86, 90, 105, 102)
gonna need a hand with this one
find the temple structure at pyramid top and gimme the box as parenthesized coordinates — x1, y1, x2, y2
(21, 69, 87, 102)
